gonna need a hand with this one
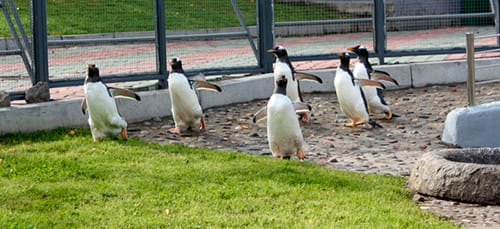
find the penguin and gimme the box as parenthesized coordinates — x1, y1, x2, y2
(334, 52, 383, 128)
(251, 101, 311, 124)
(81, 64, 141, 141)
(348, 45, 399, 120)
(167, 57, 222, 135)
(267, 45, 323, 122)
(266, 75, 306, 159)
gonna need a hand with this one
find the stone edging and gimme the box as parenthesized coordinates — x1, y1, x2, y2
(409, 148, 500, 205)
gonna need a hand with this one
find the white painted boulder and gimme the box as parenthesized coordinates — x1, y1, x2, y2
(442, 101, 500, 148)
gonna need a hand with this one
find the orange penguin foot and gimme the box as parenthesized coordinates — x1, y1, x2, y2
(385, 111, 393, 120)
(199, 117, 206, 131)
(300, 113, 310, 122)
(168, 126, 181, 134)
(344, 121, 357, 128)
(121, 128, 128, 141)
(296, 149, 305, 160)
(355, 120, 366, 126)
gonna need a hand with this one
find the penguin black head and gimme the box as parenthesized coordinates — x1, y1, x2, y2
(336, 52, 351, 69)
(86, 64, 101, 83)
(168, 57, 184, 73)
(347, 45, 368, 58)
(267, 45, 289, 59)
(274, 75, 288, 95)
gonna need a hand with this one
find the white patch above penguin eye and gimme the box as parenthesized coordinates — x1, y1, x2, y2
(172, 56, 181, 62)
(345, 52, 350, 57)
(359, 45, 367, 50)
(277, 45, 285, 50)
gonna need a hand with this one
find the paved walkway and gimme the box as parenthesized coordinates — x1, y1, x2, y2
(1, 26, 500, 104)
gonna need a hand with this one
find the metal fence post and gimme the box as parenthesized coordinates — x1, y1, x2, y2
(256, 0, 274, 73)
(30, 0, 49, 84)
(154, 0, 167, 89)
(373, 0, 386, 64)
(493, 0, 500, 45)
(466, 32, 475, 106)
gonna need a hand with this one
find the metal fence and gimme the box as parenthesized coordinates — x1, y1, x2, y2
(1, 0, 499, 100)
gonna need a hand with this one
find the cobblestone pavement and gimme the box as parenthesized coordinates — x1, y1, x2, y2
(129, 82, 500, 228)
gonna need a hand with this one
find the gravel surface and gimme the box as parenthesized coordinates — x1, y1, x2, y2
(129, 82, 500, 228)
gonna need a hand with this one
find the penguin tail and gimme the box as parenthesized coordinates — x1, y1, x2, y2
(391, 113, 400, 118)
(368, 119, 383, 128)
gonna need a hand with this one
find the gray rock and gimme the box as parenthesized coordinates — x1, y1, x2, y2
(409, 148, 500, 205)
(0, 90, 11, 107)
(25, 81, 50, 103)
(442, 102, 500, 147)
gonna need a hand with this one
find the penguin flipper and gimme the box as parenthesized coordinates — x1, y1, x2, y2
(193, 80, 222, 93)
(371, 70, 399, 86)
(293, 101, 312, 114)
(252, 105, 267, 123)
(295, 72, 323, 84)
(81, 98, 87, 115)
(109, 87, 141, 101)
(357, 79, 386, 90)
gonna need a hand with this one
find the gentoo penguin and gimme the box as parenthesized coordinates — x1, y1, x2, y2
(81, 64, 141, 141)
(334, 52, 383, 128)
(267, 75, 306, 159)
(167, 57, 222, 135)
(348, 45, 398, 119)
(267, 45, 323, 122)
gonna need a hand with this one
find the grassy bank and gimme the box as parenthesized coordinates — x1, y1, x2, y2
(0, 128, 456, 228)
(0, 0, 347, 37)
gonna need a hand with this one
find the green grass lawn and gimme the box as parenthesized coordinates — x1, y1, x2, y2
(0, 0, 347, 37)
(0, 128, 457, 228)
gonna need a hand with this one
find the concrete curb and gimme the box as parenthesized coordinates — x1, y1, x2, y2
(1, 58, 499, 134)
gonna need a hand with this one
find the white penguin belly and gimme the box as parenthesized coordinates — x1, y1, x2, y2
(274, 62, 300, 102)
(267, 94, 304, 157)
(85, 83, 126, 137)
(168, 73, 203, 129)
(334, 70, 369, 122)
(353, 63, 369, 80)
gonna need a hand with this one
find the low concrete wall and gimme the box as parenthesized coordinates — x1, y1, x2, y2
(0, 91, 171, 134)
(1, 58, 499, 134)
(411, 58, 500, 87)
